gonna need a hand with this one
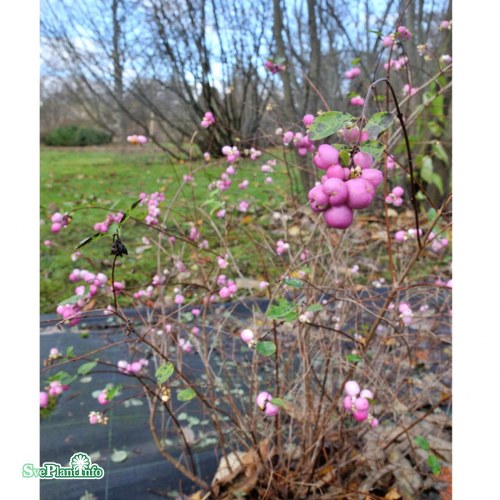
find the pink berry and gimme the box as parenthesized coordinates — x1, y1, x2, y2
(308, 185, 330, 212)
(322, 178, 348, 206)
(40, 392, 49, 408)
(51, 222, 62, 233)
(98, 391, 109, 405)
(130, 362, 142, 374)
(303, 114, 315, 126)
(353, 409, 369, 422)
(354, 397, 370, 412)
(370, 418, 379, 428)
(240, 329, 255, 343)
(353, 151, 374, 169)
(392, 186, 404, 197)
(343, 396, 353, 410)
(323, 205, 354, 229)
(361, 168, 383, 188)
(346, 178, 375, 209)
(316, 144, 339, 169)
(256, 391, 272, 409)
(264, 402, 280, 416)
(344, 380, 361, 397)
(326, 165, 344, 179)
(360, 389, 374, 399)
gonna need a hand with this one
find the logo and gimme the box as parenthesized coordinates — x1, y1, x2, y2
(22, 452, 105, 479)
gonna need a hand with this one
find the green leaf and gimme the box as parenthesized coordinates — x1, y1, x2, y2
(118, 198, 142, 226)
(306, 304, 324, 312)
(359, 140, 385, 160)
(431, 173, 444, 195)
(77, 361, 97, 375)
(106, 384, 122, 401)
(65, 346, 75, 358)
(308, 111, 354, 140)
(48, 371, 77, 385)
(428, 454, 442, 475)
(420, 156, 444, 195)
(351, 57, 361, 65)
(365, 112, 395, 139)
(267, 298, 298, 321)
(270, 397, 285, 407)
(177, 388, 197, 401)
(339, 150, 351, 167)
(428, 122, 443, 137)
(284, 278, 302, 288)
(75, 232, 106, 250)
(420, 156, 435, 184)
(156, 362, 175, 384)
(432, 142, 449, 165)
(346, 354, 362, 364)
(414, 436, 430, 451)
(427, 208, 438, 222)
(256, 341, 277, 357)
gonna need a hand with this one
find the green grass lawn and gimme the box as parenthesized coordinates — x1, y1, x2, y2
(40, 146, 302, 313)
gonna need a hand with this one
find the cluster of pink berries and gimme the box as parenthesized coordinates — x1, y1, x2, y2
(276, 240, 290, 255)
(93, 212, 123, 233)
(89, 411, 108, 425)
(209, 171, 232, 192)
(248, 147, 262, 160)
(343, 381, 378, 427)
(398, 302, 414, 326)
(178, 338, 194, 353)
(127, 134, 148, 145)
(49, 380, 70, 397)
(200, 112, 215, 128)
(385, 186, 404, 206)
(256, 391, 280, 416)
(350, 96, 365, 106)
(308, 144, 383, 229)
(117, 358, 148, 375)
(221, 145, 240, 163)
(384, 56, 408, 72)
(50, 212, 70, 233)
(238, 200, 250, 212)
(382, 25, 412, 47)
(139, 191, 165, 226)
(429, 232, 449, 253)
(133, 286, 154, 300)
(217, 274, 238, 299)
(394, 228, 423, 243)
(345, 67, 361, 79)
(264, 60, 285, 74)
(292, 132, 315, 156)
(403, 84, 419, 97)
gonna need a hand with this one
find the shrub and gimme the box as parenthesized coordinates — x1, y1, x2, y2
(42, 125, 112, 147)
